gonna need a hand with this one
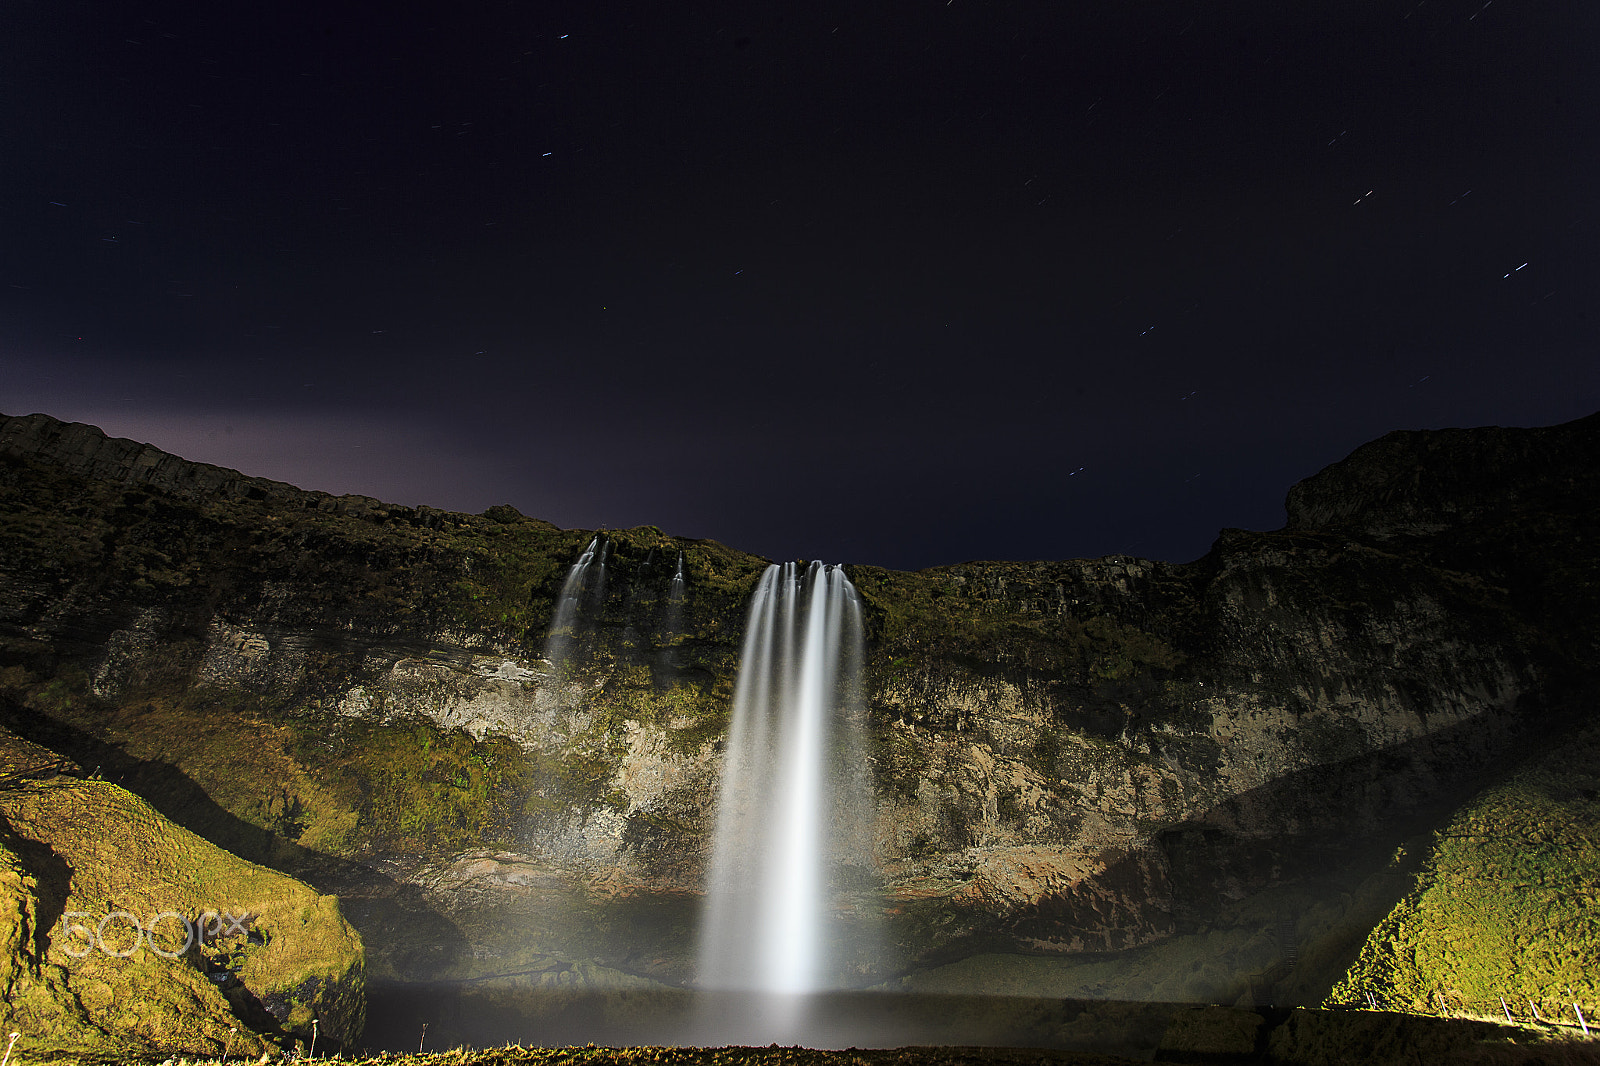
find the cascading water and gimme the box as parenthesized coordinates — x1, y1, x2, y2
(696, 561, 878, 1042)
(542, 535, 602, 678)
(661, 552, 687, 650)
(670, 551, 686, 603)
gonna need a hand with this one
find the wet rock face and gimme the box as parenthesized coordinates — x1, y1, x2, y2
(1, 410, 1597, 988)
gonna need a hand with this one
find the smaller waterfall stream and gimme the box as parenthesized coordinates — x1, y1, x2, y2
(662, 552, 687, 649)
(542, 535, 602, 677)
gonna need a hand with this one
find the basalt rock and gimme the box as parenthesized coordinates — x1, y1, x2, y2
(0, 409, 1597, 1024)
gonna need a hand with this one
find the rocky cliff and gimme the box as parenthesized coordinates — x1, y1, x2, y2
(1, 409, 1597, 1048)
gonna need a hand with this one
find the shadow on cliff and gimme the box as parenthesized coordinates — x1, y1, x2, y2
(992, 694, 1582, 1004)
(0, 693, 468, 981)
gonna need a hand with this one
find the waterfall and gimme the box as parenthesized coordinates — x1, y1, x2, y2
(542, 535, 601, 675)
(670, 551, 686, 603)
(661, 551, 687, 650)
(698, 561, 875, 1010)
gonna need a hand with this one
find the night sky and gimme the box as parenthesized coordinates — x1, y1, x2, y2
(4, 1, 1597, 571)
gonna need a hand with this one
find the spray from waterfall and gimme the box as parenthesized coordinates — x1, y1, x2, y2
(696, 561, 878, 1040)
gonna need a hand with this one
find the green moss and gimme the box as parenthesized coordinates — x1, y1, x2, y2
(1032, 727, 1065, 780)
(318, 719, 534, 854)
(0, 729, 364, 1057)
(583, 673, 730, 757)
(0, 445, 772, 654)
(522, 743, 621, 830)
(1329, 720, 1600, 1017)
(1, 674, 535, 862)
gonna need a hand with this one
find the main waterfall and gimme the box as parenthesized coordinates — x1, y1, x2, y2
(697, 561, 877, 1030)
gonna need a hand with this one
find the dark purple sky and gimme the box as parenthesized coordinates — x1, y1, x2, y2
(4, 0, 1597, 570)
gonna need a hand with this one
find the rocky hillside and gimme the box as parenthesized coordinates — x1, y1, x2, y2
(1, 409, 1597, 1049)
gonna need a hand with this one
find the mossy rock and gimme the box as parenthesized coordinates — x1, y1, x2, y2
(2, 671, 539, 864)
(0, 731, 364, 1058)
(1328, 719, 1600, 1018)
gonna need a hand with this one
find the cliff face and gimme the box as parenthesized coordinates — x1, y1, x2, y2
(1, 410, 1596, 1017)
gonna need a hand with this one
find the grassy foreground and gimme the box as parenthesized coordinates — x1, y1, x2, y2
(31, 1008, 1600, 1066)
(37, 1046, 1147, 1066)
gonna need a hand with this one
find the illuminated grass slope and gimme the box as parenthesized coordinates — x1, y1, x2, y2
(1329, 719, 1600, 1019)
(0, 726, 364, 1059)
